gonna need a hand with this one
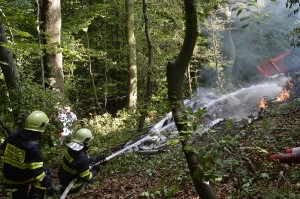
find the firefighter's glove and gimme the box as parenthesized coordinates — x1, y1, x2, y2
(43, 166, 54, 178)
(46, 184, 58, 196)
(41, 175, 52, 188)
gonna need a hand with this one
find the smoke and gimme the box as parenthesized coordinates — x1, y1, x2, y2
(231, 0, 300, 82)
(205, 82, 282, 121)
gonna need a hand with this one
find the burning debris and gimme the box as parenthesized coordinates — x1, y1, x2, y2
(274, 80, 293, 102)
(248, 77, 300, 124)
(258, 96, 268, 117)
(203, 83, 282, 125)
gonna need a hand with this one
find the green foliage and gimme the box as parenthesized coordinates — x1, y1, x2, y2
(0, 82, 66, 131)
(82, 108, 142, 152)
(141, 185, 180, 199)
(41, 145, 65, 167)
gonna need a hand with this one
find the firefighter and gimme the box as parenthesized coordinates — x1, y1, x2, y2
(58, 128, 101, 194)
(0, 110, 57, 199)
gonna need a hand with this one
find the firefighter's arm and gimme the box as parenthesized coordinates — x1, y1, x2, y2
(78, 157, 96, 182)
(27, 145, 54, 189)
(27, 154, 57, 195)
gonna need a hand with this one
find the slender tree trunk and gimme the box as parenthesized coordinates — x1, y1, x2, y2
(210, 19, 223, 92)
(166, 0, 217, 198)
(125, 0, 137, 109)
(138, 0, 153, 131)
(35, 0, 45, 90)
(86, 31, 101, 111)
(41, 0, 64, 93)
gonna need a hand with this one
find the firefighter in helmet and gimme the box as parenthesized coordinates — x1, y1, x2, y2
(0, 110, 57, 199)
(58, 128, 103, 194)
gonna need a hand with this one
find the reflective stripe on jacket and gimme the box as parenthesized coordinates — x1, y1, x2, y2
(0, 130, 46, 186)
(58, 147, 95, 189)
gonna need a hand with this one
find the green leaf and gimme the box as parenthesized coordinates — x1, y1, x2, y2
(215, 177, 223, 182)
(237, 9, 243, 16)
(167, 139, 179, 146)
(241, 24, 249, 29)
(0, 61, 9, 65)
(255, 147, 268, 154)
(260, 173, 269, 179)
(231, 7, 238, 11)
(240, 16, 251, 21)
(141, 191, 150, 197)
(183, 144, 193, 151)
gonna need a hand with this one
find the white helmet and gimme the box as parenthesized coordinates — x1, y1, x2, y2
(67, 128, 94, 151)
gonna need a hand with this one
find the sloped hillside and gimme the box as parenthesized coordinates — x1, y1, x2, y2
(1, 91, 300, 199)
(66, 97, 300, 199)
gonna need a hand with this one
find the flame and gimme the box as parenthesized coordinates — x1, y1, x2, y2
(274, 80, 293, 102)
(275, 89, 291, 102)
(259, 97, 268, 110)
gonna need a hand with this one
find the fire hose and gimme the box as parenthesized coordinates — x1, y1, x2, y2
(268, 147, 300, 163)
(59, 137, 148, 199)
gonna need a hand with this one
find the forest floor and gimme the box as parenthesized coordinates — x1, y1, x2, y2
(60, 97, 300, 199)
(2, 94, 300, 199)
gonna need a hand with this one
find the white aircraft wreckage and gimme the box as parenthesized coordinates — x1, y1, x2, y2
(124, 78, 293, 155)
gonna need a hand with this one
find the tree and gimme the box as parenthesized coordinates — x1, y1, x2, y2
(138, 0, 154, 131)
(125, 0, 137, 109)
(40, 0, 64, 93)
(286, 0, 300, 46)
(0, 18, 22, 125)
(166, 0, 217, 198)
(0, 19, 20, 91)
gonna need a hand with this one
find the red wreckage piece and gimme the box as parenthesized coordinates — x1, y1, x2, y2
(257, 48, 300, 76)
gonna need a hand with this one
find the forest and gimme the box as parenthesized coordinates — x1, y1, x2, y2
(1, 0, 300, 198)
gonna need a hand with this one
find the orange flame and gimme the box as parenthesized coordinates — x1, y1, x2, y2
(275, 89, 290, 102)
(274, 80, 293, 102)
(259, 97, 268, 110)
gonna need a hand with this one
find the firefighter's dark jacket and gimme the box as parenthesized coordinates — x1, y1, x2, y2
(58, 147, 96, 190)
(0, 129, 51, 189)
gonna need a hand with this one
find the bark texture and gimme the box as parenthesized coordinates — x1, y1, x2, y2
(125, 0, 137, 108)
(166, 0, 217, 198)
(41, 0, 64, 93)
(0, 19, 20, 90)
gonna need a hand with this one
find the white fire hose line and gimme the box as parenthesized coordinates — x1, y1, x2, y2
(59, 136, 150, 199)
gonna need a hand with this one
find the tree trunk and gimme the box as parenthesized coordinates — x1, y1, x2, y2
(138, 0, 154, 131)
(125, 0, 137, 109)
(0, 19, 22, 125)
(41, 0, 64, 93)
(0, 20, 21, 91)
(166, 0, 217, 198)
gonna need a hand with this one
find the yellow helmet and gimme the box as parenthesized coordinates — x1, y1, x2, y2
(67, 128, 94, 151)
(73, 128, 94, 145)
(24, 111, 49, 133)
